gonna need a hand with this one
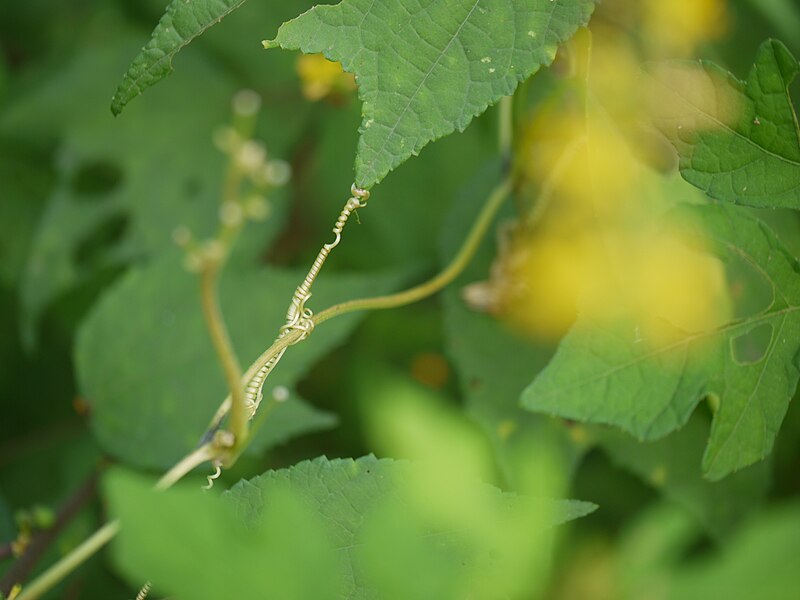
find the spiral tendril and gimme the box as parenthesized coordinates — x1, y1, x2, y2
(135, 581, 152, 600)
(203, 461, 223, 491)
(241, 184, 369, 417)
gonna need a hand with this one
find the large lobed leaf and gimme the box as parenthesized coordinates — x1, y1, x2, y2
(107, 456, 594, 599)
(265, 0, 596, 188)
(523, 203, 800, 480)
(111, 0, 249, 115)
(651, 39, 800, 208)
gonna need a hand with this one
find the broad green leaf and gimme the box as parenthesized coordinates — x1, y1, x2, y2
(228, 456, 594, 599)
(595, 414, 770, 538)
(523, 202, 800, 480)
(650, 39, 800, 208)
(265, 0, 596, 188)
(107, 457, 594, 600)
(76, 252, 406, 469)
(111, 0, 249, 115)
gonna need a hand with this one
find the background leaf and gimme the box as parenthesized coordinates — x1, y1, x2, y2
(265, 0, 596, 188)
(594, 414, 770, 539)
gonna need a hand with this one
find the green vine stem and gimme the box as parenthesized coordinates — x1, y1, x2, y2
(199, 218, 248, 453)
(14, 521, 120, 600)
(313, 177, 511, 325)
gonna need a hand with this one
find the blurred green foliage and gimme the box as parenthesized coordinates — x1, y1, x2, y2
(1, 1, 800, 599)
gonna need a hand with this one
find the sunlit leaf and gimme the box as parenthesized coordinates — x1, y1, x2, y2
(265, 0, 597, 188)
(228, 456, 595, 599)
(108, 458, 593, 600)
(523, 202, 800, 480)
(650, 39, 800, 208)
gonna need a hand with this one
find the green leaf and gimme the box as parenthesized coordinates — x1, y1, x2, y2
(522, 202, 800, 480)
(663, 503, 800, 599)
(595, 414, 770, 538)
(650, 39, 800, 208)
(609, 502, 800, 600)
(228, 456, 594, 599)
(265, 0, 596, 188)
(107, 457, 594, 600)
(111, 0, 249, 115)
(76, 252, 406, 469)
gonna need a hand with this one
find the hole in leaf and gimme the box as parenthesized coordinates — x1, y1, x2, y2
(71, 160, 123, 199)
(731, 323, 773, 365)
(73, 213, 130, 269)
(725, 251, 773, 320)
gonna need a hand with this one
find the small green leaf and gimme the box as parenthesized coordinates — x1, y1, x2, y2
(523, 203, 800, 480)
(266, 0, 596, 188)
(595, 414, 770, 538)
(651, 39, 800, 208)
(76, 253, 406, 469)
(111, 0, 249, 115)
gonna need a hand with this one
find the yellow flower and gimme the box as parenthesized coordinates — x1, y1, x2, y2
(296, 54, 357, 102)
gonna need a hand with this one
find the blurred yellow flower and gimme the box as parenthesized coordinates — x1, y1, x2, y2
(296, 53, 357, 102)
(642, 0, 728, 56)
(469, 32, 732, 345)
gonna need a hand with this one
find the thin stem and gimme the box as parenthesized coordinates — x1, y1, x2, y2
(201, 328, 304, 446)
(199, 257, 247, 450)
(0, 471, 101, 597)
(14, 521, 120, 600)
(14, 443, 216, 600)
(155, 444, 217, 491)
(314, 177, 512, 325)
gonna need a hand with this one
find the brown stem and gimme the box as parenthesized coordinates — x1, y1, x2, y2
(0, 469, 102, 597)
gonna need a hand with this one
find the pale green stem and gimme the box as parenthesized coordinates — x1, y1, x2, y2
(14, 521, 120, 600)
(200, 257, 248, 450)
(314, 178, 511, 325)
(155, 443, 217, 491)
